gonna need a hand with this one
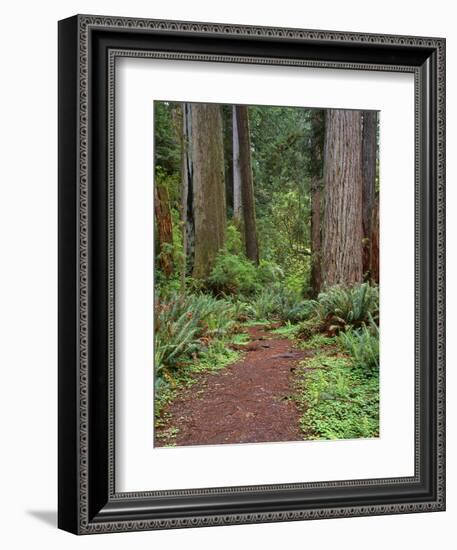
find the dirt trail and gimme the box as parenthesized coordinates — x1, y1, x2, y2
(155, 325, 308, 447)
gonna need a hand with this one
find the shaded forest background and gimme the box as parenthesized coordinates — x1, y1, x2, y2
(155, 102, 379, 297)
(154, 101, 380, 443)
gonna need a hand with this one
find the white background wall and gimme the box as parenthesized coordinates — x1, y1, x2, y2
(0, 0, 454, 548)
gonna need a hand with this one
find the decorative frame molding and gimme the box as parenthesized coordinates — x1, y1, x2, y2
(58, 14, 445, 534)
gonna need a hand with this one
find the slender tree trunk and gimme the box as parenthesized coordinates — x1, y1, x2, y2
(174, 104, 185, 293)
(154, 183, 174, 277)
(362, 110, 377, 280)
(322, 109, 364, 287)
(309, 110, 325, 296)
(182, 103, 194, 276)
(182, 103, 227, 279)
(232, 106, 242, 225)
(310, 183, 322, 295)
(235, 105, 259, 264)
(371, 195, 380, 284)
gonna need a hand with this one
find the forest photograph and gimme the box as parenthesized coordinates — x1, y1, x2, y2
(154, 100, 380, 448)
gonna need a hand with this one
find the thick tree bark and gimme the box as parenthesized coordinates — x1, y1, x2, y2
(322, 109, 364, 287)
(309, 110, 325, 296)
(182, 103, 227, 279)
(154, 183, 174, 277)
(371, 195, 380, 284)
(362, 111, 377, 279)
(235, 105, 259, 264)
(222, 106, 234, 217)
(232, 105, 242, 225)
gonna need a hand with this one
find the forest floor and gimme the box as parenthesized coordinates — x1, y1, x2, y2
(154, 325, 314, 447)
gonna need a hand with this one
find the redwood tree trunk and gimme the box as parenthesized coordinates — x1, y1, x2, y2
(154, 183, 174, 277)
(235, 105, 259, 264)
(322, 109, 364, 287)
(310, 183, 322, 295)
(309, 110, 325, 296)
(182, 103, 194, 275)
(182, 103, 227, 279)
(362, 110, 377, 279)
(232, 105, 242, 225)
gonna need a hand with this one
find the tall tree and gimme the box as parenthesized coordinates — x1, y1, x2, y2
(322, 110, 364, 287)
(232, 105, 242, 225)
(371, 196, 380, 284)
(220, 105, 234, 217)
(362, 110, 377, 280)
(235, 105, 259, 264)
(182, 103, 194, 276)
(154, 182, 174, 277)
(308, 109, 325, 296)
(182, 103, 227, 279)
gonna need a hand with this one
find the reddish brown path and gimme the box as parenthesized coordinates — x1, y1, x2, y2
(155, 325, 307, 447)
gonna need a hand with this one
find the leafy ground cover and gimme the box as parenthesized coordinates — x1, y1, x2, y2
(154, 280, 380, 443)
(294, 337, 379, 440)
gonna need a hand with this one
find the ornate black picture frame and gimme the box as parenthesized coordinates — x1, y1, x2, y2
(58, 14, 445, 534)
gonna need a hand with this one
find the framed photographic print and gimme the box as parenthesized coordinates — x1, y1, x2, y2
(58, 14, 446, 534)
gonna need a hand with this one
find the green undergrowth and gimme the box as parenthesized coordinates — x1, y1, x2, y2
(268, 321, 298, 338)
(241, 319, 271, 328)
(231, 332, 251, 345)
(155, 426, 180, 446)
(298, 332, 337, 350)
(154, 280, 380, 442)
(295, 339, 379, 440)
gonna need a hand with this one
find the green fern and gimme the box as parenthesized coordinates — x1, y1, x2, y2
(154, 292, 238, 377)
(338, 317, 379, 372)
